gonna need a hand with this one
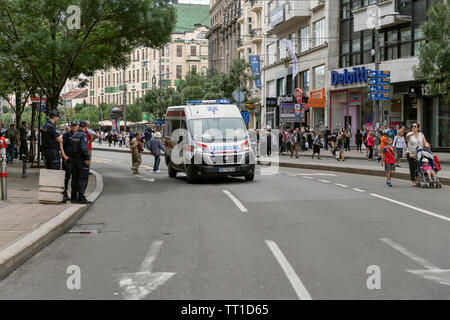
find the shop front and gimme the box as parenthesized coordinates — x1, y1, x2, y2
(278, 95, 301, 129)
(265, 97, 278, 129)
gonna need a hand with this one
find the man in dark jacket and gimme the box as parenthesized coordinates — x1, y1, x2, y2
(70, 121, 91, 204)
(62, 121, 78, 201)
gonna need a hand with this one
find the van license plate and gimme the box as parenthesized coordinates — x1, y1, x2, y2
(219, 167, 236, 173)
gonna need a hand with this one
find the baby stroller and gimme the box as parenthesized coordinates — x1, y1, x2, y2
(416, 148, 442, 188)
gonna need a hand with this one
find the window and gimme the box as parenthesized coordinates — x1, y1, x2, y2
(191, 46, 197, 56)
(177, 45, 183, 57)
(400, 26, 412, 58)
(166, 65, 170, 78)
(313, 19, 325, 47)
(176, 65, 182, 79)
(276, 78, 285, 96)
(267, 42, 275, 65)
(248, 17, 252, 33)
(299, 25, 310, 52)
(413, 26, 425, 56)
(191, 65, 197, 74)
(278, 38, 287, 60)
(387, 30, 398, 60)
(341, 0, 351, 19)
(313, 65, 325, 90)
(137, 69, 139, 82)
(165, 44, 170, 57)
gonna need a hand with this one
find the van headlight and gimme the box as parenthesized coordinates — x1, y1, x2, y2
(240, 140, 250, 152)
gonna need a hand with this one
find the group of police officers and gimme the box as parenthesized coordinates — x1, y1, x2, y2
(41, 109, 92, 204)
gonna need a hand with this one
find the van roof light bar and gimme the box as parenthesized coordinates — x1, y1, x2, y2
(186, 99, 231, 105)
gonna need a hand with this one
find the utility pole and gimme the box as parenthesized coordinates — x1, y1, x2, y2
(123, 69, 127, 131)
(374, 0, 380, 125)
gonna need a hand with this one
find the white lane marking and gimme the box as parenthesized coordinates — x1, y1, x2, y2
(352, 188, 366, 193)
(303, 177, 314, 180)
(380, 238, 450, 286)
(317, 179, 331, 184)
(285, 173, 298, 177)
(335, 183, 348, 188)
(265, 240, 312, 300)
(222, 190, 248, 213)
(279, 171, 337, 177)
(136, 174, 155, 182)
(117, 241, 176, 300)
(370, 193, 450, 222)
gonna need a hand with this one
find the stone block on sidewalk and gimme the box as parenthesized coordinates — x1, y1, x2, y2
(38, 169, 65, 204)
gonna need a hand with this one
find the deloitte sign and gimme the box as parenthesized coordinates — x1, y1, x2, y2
(331, 67, 370, 86)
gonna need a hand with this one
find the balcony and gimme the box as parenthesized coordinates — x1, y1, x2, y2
(266, 2, 312, 35)
(249, 28, 262, 44)
(237, 8, 244, 24)
(250, 0, 262, 13)
(352, 0, 411, 32)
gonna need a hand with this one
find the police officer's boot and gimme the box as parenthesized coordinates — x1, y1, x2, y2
(62, 191, 69, 203)
(78, 196, 92, 205)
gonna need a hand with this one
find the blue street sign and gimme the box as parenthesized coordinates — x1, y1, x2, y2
(368, 70, 391, 78)
(369, 85, 390, 93)
(241, 111, 250, 124)
(369, 93, 391, 101)
(369, 78, 390, 85)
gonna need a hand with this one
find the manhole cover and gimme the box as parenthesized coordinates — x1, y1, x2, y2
(68, 224, 104, 234)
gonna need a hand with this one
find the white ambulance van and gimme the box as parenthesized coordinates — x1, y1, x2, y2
(163, 100, 256, 183)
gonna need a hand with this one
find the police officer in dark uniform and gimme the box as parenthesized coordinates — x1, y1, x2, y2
(62, 121, 79, 202)
(70, 120, 91, 204)
(41, 110, 64, 169)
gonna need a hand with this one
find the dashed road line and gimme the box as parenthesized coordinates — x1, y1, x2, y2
(222, 190, 248, 213)
(352, 188, 366, 193)
(334, 183, 348, 188)
(317, 179, 331, 184)
(265, 240, 312, 300)
(370, 193, 450, 222)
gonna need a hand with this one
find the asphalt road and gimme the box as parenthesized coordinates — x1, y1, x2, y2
(0, 150, 449, 300)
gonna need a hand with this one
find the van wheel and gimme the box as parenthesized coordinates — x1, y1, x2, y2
(245, 173, 254, 182)
(168, 161, 177, 178)
(186, 165, 197, 184)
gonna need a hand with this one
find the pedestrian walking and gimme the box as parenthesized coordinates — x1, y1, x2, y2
(289, 130, 299, 158)
(377, 132, 387, 162)
(62, 121, 78, 202)
(130, 132, 143, 174)
(312, 133, 322, 159)
(113, 131, 118, 146)
(150, 132, 165, 173)
(405, 122, 430, 187)
(367, 131, 375, 160)
(144, 124, 153, 151)
(336, 131, 345, 161)
(393, 129, 407, 167)
(266, 129, 272, 156)
(324, 126, 331, 151)
(5, 123, 18, 164)
(118, 133, 123, 147)
(107, 131, 113, 147)
(381, 137, 397, 187)
(19, 121, 29, 160)
(70, 121, 91, 204)
(355, 129, 363, 153)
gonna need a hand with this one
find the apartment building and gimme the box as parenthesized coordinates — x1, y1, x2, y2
(263, 0, 339, 130)
(330, 0, 448, 150)
(87, 3, 210, 107)
(208, 0, 242, 73)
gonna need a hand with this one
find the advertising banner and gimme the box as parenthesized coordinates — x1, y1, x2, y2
(248, 55, 262, 90)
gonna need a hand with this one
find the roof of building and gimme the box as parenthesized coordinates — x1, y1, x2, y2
(61, 89, 88, 101)
(173, 3, 210, 33)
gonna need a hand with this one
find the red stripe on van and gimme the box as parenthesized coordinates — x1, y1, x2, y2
(167, 110, 185, 117)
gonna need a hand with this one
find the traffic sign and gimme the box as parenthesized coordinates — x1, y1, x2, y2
(369, 85, 390, 93)
(294, 88, 304, 104)
(241, 111, 250, 124)
(369, 93, 391, 101)
(369, 78, 390, 85)
(368, 70, 391, 78)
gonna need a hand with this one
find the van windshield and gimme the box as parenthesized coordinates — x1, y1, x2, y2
(189, 118, 248, 142)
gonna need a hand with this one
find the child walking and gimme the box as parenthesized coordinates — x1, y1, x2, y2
(381, 137, 397, 187)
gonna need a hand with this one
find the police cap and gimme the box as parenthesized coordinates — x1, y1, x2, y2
(79, 120, 88, 127)
(50, 109, 60, 117)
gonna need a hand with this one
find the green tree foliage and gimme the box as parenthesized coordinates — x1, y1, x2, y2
(415, 0, 450, 103)
(0, 0, 176, 111)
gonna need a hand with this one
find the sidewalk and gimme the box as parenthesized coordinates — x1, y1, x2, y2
(0, 161, 103, 279)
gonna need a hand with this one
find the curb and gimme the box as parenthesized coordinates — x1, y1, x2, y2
(0, 170, 104, 280)
(258, 160, 450, 186)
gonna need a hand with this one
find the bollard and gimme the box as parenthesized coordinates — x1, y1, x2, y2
(0, 136, 8, 200)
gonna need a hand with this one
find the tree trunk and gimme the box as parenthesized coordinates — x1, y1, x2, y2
(29, 103, 36, 166)
(47, 94, 59, 115)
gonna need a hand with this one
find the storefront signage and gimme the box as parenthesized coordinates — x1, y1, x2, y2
(369, 70, 391, 100)
(294, 88, 304, 104)
(369, 78, 390, 85)
(308, 88, 325, 108)
(331, 67, 369, 86)
(349, 91, 361, 103)
(277, 95, 295, 104)
(368, 70, 390, 78)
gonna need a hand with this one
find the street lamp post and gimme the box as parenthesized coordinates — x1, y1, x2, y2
(374, 0, 381, 124)
(123, 69, 127, 131)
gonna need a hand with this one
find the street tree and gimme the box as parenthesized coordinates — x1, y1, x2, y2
(414, 0, 450, 103)
(0, 0, 176, 112)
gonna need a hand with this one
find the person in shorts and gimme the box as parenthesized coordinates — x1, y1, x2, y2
(381, 137, 397, 187)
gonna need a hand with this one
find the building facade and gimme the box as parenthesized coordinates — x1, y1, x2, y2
(208, 0, 242, 73)
(87, 4, 210, 109)
(262, 0, 339, 130)
(329, 0, 448, 150)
